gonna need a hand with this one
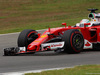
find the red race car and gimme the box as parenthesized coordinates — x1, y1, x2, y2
(4, 8, 100, 56)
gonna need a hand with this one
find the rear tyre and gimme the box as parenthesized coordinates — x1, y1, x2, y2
(18, 29, 38, 52)
(63, 29, 84, 54)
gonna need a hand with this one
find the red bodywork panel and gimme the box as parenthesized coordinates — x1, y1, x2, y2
(27, 23, 100, 52)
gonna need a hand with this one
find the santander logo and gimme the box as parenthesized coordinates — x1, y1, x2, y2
(84, 39, 92, 49)
(51, 44, 62, 47)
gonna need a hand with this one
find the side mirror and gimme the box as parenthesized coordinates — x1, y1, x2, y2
(62, 23, 66, 27)
(84, 23, 91, 28)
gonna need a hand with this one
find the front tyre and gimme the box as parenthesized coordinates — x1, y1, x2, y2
(63, 29, 84, 54)
(18, 29, 38, 49)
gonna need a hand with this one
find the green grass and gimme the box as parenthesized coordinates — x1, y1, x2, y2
(0, 0, 100, 34)
(25, 65, 100, 75)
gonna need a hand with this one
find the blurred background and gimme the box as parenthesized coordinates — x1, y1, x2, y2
(0, 0, 100, 34)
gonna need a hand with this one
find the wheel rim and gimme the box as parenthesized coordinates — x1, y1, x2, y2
(72, 34, 83, 49)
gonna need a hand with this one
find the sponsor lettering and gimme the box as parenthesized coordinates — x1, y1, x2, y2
(51, 44, 62, 47)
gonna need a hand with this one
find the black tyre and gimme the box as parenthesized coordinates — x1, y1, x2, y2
(18, 29, 38, 49)
(63, 29, 84, 54)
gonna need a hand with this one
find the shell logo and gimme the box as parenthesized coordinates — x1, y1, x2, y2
(34, 40, 40, 42)
(41, 35, 47, 38)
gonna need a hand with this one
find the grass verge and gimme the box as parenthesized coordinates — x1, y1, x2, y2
(0, 0, 100, 34)
(25, 65, 100, 75)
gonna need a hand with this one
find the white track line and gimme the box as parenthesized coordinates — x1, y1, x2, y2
(0, 29, 47, 36)
(0, 27, 64, 36)
(0, 67, 73, 75)
(0, 32, 20, 36)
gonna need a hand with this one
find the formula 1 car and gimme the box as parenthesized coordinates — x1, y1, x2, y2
(4, 8, 100, 56)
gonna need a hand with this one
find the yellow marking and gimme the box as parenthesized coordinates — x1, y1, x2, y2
(94, 19, 96, 21)
(78, 29, 81, 31)
(34, 40, 40, 42)
(41, 35, 47, 38)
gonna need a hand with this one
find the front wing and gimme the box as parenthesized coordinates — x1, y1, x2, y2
(3, 41, 65, 56)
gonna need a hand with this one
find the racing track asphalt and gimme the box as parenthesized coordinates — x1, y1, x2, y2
(0, 29, 100, 73)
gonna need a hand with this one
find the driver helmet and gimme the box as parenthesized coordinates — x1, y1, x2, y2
(76, 19, 90, 27)
(80, 19, 90, 23)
